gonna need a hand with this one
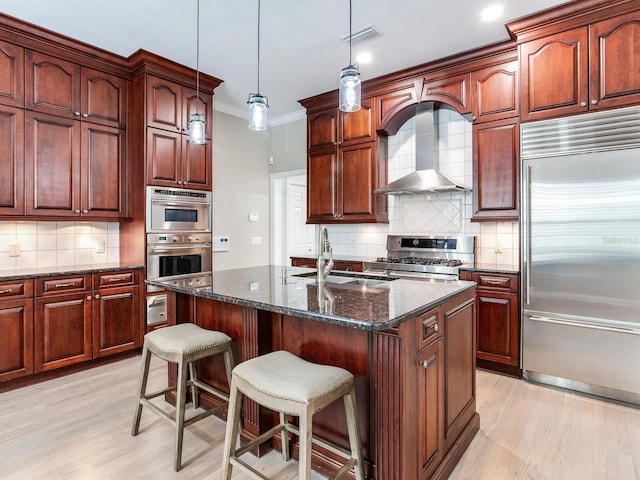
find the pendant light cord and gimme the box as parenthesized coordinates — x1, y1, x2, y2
(195, 0, 201, 113)
(257, 0, 261, 95)
(349, 0, 353, 66)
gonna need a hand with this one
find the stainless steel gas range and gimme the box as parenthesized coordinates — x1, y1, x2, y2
(363, 235, 475, 281)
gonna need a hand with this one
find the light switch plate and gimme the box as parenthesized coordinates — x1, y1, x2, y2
(249, 212, 259, 222)
(251, 236, 263, 245)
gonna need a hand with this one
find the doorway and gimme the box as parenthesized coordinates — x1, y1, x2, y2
(271, 170, 316, 266)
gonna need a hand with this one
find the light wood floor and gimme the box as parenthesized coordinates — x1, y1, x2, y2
(1, 356, 639, 479)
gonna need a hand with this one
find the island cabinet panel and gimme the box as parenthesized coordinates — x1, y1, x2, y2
(0, 278, 34, 383)
(0, 41, 24, 108)
(0, 105, 24, 215)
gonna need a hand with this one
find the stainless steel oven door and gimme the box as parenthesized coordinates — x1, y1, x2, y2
(146, 243, 212, 291)
(146, 186, 211, 232)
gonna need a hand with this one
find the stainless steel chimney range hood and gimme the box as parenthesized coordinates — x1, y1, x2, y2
(374, 103, 471, 195)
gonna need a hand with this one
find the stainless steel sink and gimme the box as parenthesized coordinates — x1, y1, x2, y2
(342, 278, 387, 287)
(294, 272, 392, 287)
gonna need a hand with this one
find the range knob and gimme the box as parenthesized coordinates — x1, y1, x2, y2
(172, 236, 179, 242)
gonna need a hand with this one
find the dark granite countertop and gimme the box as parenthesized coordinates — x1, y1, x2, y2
(146, 265, 475, 331)
(0, 263, 145, 281)
(460, 263, 519, 275)
(290, 255, 373, 263)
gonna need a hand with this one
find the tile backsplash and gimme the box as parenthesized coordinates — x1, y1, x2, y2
(326, 107, 520, 270)
(0, 221, 120, 269)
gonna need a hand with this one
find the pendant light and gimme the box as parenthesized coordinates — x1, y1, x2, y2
(188, 0, 206, 144)
(248, 0, 268, 130)
(339, 0, 361, 112)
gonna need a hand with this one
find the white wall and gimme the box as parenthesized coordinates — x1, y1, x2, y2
(212, 111, 271, 270)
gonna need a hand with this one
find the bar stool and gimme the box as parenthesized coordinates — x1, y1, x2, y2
(131, 323, 234, 471)
(221, 350, 364, 480)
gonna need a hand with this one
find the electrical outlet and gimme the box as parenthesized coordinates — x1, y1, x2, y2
(9, 243, 21, 257)
(494, 242, 502, 254)
(96, 240, 106, 254)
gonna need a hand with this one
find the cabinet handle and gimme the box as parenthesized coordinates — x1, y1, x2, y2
(56, 282, 75, 288)
(484, 279, 503, 285)
(591, 99, 598, 105)
(430, 323, 439, 333)
(95, 294, 101, 299)
(420, 355, 436, 369)
(109, 277, 125, 283)
(0, 288, 13, 294)
(82, 113, 88, 118)
(580, 102, 587, 107)
(87, 295, 92, 300)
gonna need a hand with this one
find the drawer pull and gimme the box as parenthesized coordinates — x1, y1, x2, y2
(484, 279, 503, 285)
(55, 282, 75, 288)
(0, 288, 13, 294)
(429, 323, 439, 333)
(420, 355, 437, 369)
(109, 277, 126, 283)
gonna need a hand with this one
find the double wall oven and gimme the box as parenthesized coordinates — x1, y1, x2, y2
(145, 186, 213, 327)
(363, 235, 475, 280)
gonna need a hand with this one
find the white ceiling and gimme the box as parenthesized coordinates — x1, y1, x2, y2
(0, 0, 570, 124)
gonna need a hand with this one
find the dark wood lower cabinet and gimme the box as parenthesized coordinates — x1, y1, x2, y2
(92, 285, 140, 358)
(35, 292, 92, 372)
(0, 298, 34, 382)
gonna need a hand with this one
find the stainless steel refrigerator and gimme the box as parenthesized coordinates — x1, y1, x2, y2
(521, 106, 640, 405)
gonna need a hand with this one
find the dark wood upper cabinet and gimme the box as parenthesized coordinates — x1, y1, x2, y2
(471, 61, 519, 123)
(0, 105, 24, 216)
(307, 100, 375, 150)
(422, 73, 471, 114)
(81, 67, 127, 128)
(0, 41, 24, 108)
(472, 118, 519, 221)
(307, 109, 338, 150)
(520, 10, 640, 121)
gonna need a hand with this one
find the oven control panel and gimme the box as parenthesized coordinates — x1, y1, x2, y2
(147, 233, 212, 245)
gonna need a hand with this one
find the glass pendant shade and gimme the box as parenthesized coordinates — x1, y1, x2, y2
(188, 113, 206, 144)
(339, 65, 361, 112)
(248, 93, 269, 131)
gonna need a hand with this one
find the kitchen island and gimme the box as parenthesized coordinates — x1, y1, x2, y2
(148, 266, 478, 480)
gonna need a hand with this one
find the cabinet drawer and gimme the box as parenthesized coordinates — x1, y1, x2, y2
(94, 270, 138, 289)
(465, 272, 518, 292)
(0, 279, 33, 300)
(36, 275, 91, 296)
(416, 306, 442, 351)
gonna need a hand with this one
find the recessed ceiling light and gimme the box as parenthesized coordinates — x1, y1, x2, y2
(356, 52, 372, 65)
(481, 5, 504, 21)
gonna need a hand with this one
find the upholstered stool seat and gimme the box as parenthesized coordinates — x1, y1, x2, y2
(221, 350, 364, 480)
(131, 323, 234, 471)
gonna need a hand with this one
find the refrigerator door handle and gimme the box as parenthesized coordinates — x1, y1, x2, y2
(528, 315, 640, 336)
(522, 164, 532, 306)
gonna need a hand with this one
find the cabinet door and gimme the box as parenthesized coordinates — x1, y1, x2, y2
(0, 299, 34, 382)
(0, 105, 24, 215)
(589, 11, 640, 110)
(35, 292, 92, 372)
(183, 87, 213, 139)
(476, 291, 519, 366)
(0, 41, 24, 108)
(422, 73, 471, 114)
(25, 112, 81, 217)
(443, 296, 475, 452)
(146, 127, 182, 187)
(417, 339, 444, 480)
(340, 99, 375, 146)
(92, 286, 140, 358)
(472, 118, 519, 221)
(146, 76, 182, 132)
(471, 61, 519, 123)
(339, 143, 375, 220)
(307, 109, 338, 150)
(81, 67, 127, 128)
(182, 136, 212, 190)
(81, 123, 125, 217)
(26, 50, 81, 119)
(520, 27, 589, 121)
(307, 149, 337, 222)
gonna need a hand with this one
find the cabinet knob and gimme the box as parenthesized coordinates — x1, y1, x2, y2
(87, 295, 92, 301)
(82, 113, 89, 118)
(591, 99, 598, 105)
(83, 209, 88, 214)
(420, 355, 436, 369)
(74, 111, 81, 116)
(95, 294, 101, 299)
(580, 102, 587, 107)
(75, 209, 81, 214)
(178, 181, 183, 185)
(431, 323, 439, 333)
(426, 88, 431, 95)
